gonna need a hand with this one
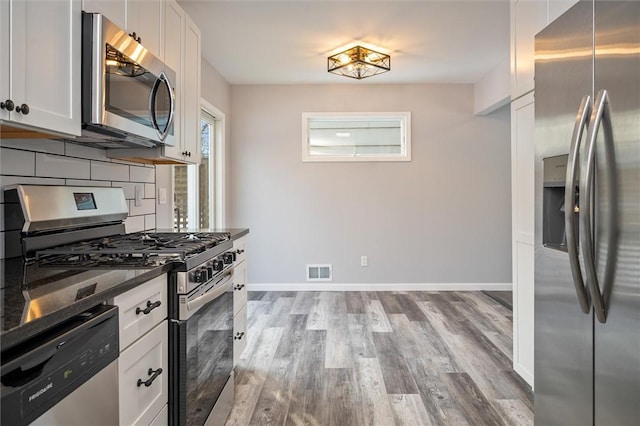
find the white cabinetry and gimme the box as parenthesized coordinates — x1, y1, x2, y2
(511, 93, 535, 386)
(233, 236, 248, 367)
(82, 0, 163, 58)
(113, 274, 169, 426)
(0, 0, 81, 136)
(510, 0, 547, 100)
(509, 0, 579, 387)
(108, 0, 201, 165)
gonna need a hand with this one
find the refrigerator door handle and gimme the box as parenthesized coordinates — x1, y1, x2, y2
(580, 89, 618, 324)
(565, 95, 591, 314)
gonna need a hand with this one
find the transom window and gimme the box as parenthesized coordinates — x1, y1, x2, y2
(302, 112, 411, 162)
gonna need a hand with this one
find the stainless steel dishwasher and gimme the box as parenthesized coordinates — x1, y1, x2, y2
(1, 304, 119, 425)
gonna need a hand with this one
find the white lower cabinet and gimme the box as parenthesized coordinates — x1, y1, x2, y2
(232, 236, 248, 367)
(112, 274, 169, 426)
(118, 321, 169, 426)
(149, 404, 168, 426)
(233, 304, 247, 367)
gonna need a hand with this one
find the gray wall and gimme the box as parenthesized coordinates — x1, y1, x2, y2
(229, 84, 512, 286)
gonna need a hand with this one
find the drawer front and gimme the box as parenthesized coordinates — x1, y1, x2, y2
(233, 304, 247, 367)
(114, 274, 168, 350)
(233, 235, 247, 265)
(119, 321, 168, 426)
(233, 261, 247, 317)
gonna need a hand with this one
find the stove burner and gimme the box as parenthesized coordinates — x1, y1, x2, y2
(35, 231, 232, 265)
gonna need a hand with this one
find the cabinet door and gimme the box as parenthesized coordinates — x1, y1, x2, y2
(9, 0, 81, 135)
(119, 321, 168, 426)
(233, 260, 247, 317)
(182, 14, 201, 164)
(128, 0, 163, 59)
(113, 274, 168, 351)
(233, 304, 247, 367)
(162, 0, 184, 161)
(511, 92, 535, 387)
(510, 0, 547, 99)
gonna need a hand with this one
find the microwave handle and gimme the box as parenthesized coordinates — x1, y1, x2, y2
(149, 71, 175, 142)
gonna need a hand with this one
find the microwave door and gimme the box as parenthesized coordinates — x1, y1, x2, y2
(149, 72, 175, 142)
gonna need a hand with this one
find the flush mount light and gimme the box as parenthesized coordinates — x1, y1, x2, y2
(327, 45, 390, 80)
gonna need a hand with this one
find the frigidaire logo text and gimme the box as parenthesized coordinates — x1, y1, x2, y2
(28, 382, 53, 402)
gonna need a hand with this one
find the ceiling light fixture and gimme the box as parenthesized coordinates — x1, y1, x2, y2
(327, 45, 390, 80)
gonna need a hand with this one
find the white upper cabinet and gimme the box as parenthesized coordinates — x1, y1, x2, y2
(82, 0, 163, 59)
(0, 0, 81, 136)
(182, 14, 202, 165)
(510, 0, 547, 99)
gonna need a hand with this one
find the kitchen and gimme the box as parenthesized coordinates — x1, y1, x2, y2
(1, 0, 638, 425)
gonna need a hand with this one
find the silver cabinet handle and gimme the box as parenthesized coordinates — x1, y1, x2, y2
(565, 95, 591, 314)
(580, 89, 618, 324)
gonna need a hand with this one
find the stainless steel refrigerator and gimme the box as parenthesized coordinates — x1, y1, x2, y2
(534, 0, 639, 424)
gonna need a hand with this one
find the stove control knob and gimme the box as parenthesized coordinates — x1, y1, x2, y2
(222, 252, 234, 264)
(193, 268, 207, 283)
(206, 266, 214, 280)
(212, 259, 224, 271)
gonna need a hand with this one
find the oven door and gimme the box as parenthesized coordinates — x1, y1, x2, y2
(170, 270, 234, 426)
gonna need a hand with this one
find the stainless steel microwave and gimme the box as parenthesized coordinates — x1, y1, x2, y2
(80, 12, 176, 148)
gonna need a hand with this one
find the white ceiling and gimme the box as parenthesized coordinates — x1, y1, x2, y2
(179, 1, 510, 85)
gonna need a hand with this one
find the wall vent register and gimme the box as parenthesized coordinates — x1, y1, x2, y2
(307, 264, 332, 281)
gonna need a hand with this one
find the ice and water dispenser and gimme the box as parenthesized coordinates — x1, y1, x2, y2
(543, 154, 579, 251)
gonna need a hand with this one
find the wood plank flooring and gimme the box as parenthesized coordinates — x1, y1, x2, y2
(225, 291, 533, 426)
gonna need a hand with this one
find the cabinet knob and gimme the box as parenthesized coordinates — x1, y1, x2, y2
(15, 104, 29, 115)
(1, 99, 14, 111)
(234, 332, 245, 340)
(187, 151, 191, 157)
(137, 367, 163, 387)
(129, 32, 137, 40)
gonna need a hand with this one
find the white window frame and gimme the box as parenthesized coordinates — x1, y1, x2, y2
(201, 99, 227, 228)
(302, 111, 411, 162)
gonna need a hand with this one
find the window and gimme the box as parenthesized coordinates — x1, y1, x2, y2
(173, 105, 224, 230)
(302, 112, 411, 162)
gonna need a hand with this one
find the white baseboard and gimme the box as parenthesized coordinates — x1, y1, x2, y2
(514, 363, 534, 389)
(247, 283, 512, 292)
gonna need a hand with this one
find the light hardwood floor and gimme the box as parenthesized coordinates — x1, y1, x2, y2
(225, 291, 533, 426)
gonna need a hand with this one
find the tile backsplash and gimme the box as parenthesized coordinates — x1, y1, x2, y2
(0, 139, 157, 259)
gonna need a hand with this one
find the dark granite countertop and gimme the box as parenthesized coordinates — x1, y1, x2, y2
(0, 228, 248, 351)
(0, 258, 171, 351)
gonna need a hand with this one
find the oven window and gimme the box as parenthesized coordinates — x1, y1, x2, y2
(104, 45, 156, 129)
(185, 289, 233, 426)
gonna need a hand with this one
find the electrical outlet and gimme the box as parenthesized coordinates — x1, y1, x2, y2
(361, 256, 368, 267)
(158, 188, 167, 205)
(134, 185, 142, 207)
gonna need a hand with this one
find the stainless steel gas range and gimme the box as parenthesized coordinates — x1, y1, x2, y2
(2, 184, 238, 426)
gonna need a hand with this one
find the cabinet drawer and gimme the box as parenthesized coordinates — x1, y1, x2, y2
(119, 321, 168, 426)
(233, 304, 247, 367)
(233, 261, 247, 317)
(114, 274, 167, 351)
(233, 235, 247, 265)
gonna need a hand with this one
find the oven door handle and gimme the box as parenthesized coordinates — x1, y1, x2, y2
(185, 270, 234, 317)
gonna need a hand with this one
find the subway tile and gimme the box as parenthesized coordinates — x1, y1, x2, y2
(91, 161, 129, 181)
(36, 153, 90, 179)
(66, 179, 112, 187)
(112, 182, 141, 200)
(129, 198, 155, 216)
(130, 165, 155, 183)
(0, 139, 65, 155)
(144, 214, 156, 231)
(65, 142, 108, 161)
(124, 215, 145, 234)
(144, 183, 156, 199)
(1, 148, 35, 176)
